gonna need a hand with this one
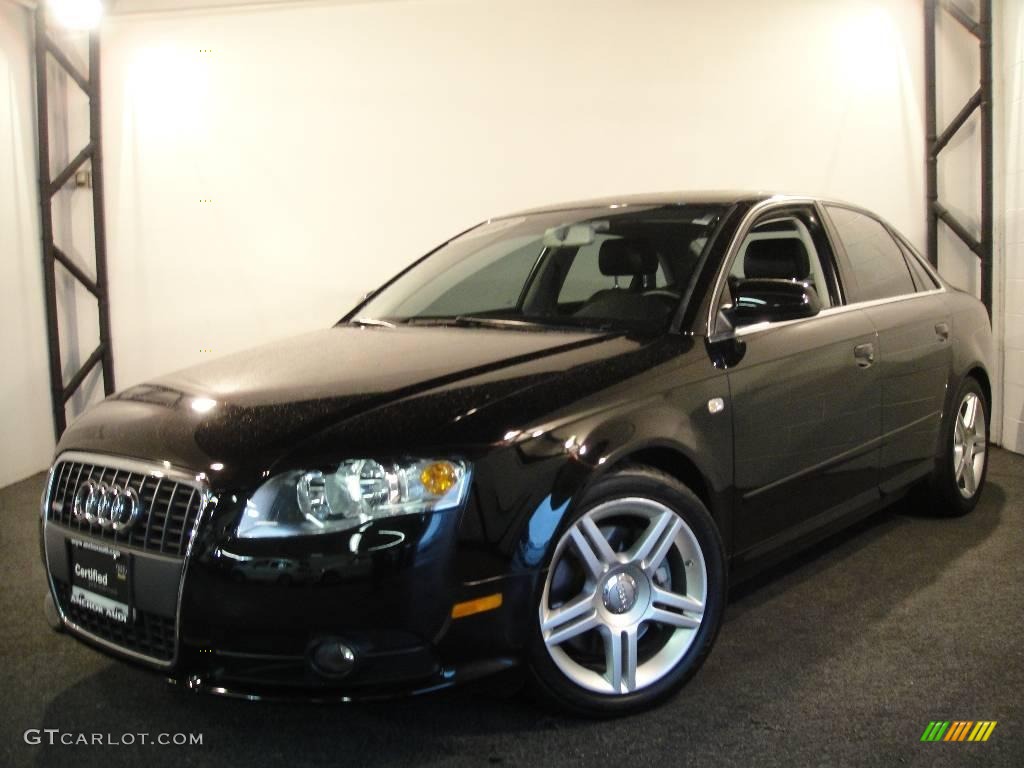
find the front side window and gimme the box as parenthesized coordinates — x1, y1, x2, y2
(355, 205, 729, 332)
(826, 206, 915, 302)
(716, 207, 838, 324)
(728, 214, 834, 309)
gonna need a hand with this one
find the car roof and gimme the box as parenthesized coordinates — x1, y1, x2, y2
(501, 190, 776, 217)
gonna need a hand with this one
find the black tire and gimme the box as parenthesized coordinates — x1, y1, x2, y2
(922, 376, 990, 517)
(526, 465, 727, 717)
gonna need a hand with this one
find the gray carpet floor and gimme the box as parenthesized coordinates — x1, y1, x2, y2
(1, 450, 1022, 767)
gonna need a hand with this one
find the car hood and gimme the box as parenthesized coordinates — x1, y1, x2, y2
(57, 325, 673, 488)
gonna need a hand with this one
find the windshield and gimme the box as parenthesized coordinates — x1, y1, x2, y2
(353, 204, 729, 333)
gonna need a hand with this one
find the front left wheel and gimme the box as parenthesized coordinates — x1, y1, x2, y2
(526, 466, 726, 717)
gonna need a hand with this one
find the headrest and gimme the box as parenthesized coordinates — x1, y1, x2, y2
(598, 238, 658, 276)
(743, 238, 811, 280)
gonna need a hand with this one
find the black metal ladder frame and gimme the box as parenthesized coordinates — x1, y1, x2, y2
(33, 8, 115, 440)
(924, 0, 994, 318)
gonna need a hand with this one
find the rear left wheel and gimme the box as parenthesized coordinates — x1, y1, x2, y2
(526, 466, 726, 716)
(922, 377, 989, 517)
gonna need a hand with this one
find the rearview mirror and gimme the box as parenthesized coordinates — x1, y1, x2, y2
(541, 220, 609, 248)
(724, 278, 822, 327)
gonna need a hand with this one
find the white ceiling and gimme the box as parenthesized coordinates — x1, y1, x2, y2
(8, 1, 390, 17)
(106, 0, 395, 14)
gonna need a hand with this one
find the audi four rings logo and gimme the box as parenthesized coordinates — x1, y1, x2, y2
(72, 481, 141, 531)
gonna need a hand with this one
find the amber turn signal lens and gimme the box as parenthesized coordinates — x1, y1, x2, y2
(451, 593, 503, 619)
(420, 461, 458, 495)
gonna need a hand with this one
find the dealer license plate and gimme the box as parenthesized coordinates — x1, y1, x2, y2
(69, 539, 133, 624)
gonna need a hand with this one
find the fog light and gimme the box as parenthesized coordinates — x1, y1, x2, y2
(310, 638, 357, 678)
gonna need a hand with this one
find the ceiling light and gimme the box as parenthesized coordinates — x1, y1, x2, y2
(49, 0, 104, 31)
(191, 397, 217, 414)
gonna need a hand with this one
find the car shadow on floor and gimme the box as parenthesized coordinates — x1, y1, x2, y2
(28, 482, 1009, 768)
(727, 482, 1005, 613)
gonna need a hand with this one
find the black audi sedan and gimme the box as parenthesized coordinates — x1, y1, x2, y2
(41, 192, 993, 716)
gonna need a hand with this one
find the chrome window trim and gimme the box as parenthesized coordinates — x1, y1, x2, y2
(705, 195, 947, 338)
(705, 195, 817, 336)
(731, 287, 946, 338)
(909, 249, 944, 287)
(41, 451, 215, 670)
(889, 227, 944, 289)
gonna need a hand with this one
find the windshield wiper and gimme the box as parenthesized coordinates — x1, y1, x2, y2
(349, 318, 396, 328)
(392, 316, 521, 329)
(395, 315, 526, 328)
(454, 315, 546, 329)
(456, 316, 621, 332)
(400, 315, 616, 332)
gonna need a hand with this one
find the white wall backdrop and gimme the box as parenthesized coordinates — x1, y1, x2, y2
(16, 0, 1005, 484)
(0, 1, 54, 487)
(998, 0, 1024, 452)
(99, 0, 927, 389)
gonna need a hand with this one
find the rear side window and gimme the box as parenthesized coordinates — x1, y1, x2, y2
(826, 206, 916, 302)
(893, 234, 940, 291)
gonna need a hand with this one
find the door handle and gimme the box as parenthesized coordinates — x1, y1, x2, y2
(935, 322, 950, 341)
(854, 343, 875, 368)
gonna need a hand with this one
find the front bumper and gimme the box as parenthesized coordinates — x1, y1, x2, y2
(41, 452, 546, 698)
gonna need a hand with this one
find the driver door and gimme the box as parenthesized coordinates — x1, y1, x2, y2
(718, 204, 882, 558)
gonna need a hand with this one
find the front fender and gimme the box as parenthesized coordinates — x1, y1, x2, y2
(509, 371, 733, 575)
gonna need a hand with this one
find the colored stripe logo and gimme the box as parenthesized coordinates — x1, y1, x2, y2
(920, 721, 997, 742)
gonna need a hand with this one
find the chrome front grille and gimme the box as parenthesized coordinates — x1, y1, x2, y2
(46, 457, 205, 556)
(43, 452, 210, 668)
(52, 581, 177, 662)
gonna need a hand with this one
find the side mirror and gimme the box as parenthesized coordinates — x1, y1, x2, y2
(724, 278, 822, 328)
(720, 278, 823, 329)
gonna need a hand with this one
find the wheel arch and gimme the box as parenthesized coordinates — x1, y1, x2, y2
(942, 364, 991, 430)
(580, 437, 733, 554)
(965, 365, 991, 412)
(608, 445, 714, 518)
(932, 363, 992, 464)
(508, 394, 735, 576)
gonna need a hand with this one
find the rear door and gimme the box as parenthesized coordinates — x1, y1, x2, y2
(717, 204, 882, 556)
(822, 205, 952, 493)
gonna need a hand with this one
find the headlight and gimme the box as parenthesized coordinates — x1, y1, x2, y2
(236, 459, 471, 539)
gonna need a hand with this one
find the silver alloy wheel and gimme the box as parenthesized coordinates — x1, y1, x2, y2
(539, 497, 708, 695)
(952, 391, 987, 499)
